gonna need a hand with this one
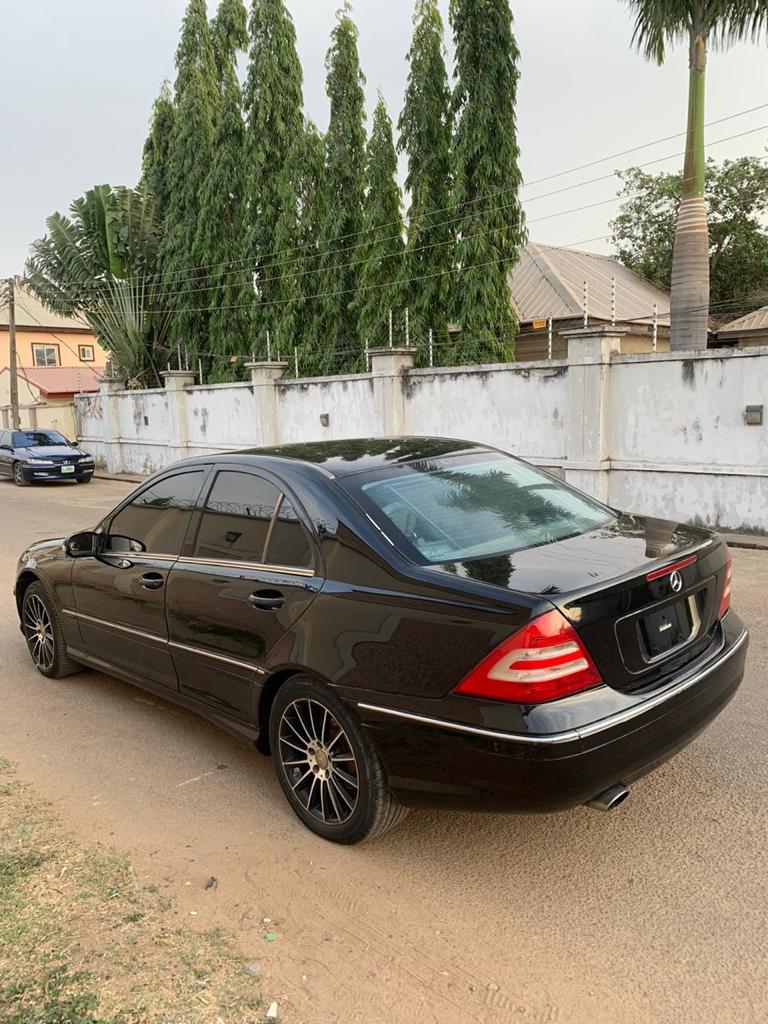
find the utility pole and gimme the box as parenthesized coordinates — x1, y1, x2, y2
(7, 278, 20, 429)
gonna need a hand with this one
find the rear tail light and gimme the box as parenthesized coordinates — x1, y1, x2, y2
(453, 609, 602, 704)
(718, 546, 732, 620)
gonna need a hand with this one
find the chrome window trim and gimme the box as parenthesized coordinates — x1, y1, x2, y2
(63, 608, 166, 646)
(174, 555, 314, 577)
(357, 629, 747, 746)
(169, 641, 266, 675)
(100, 551, 178, 563)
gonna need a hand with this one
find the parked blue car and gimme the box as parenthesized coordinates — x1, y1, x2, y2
(0, 428, 94, 486)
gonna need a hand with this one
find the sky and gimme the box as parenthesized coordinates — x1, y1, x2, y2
(0, 0, 766, 278)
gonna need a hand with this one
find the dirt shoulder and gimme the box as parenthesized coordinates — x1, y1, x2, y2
(0, 758, 272, 1024)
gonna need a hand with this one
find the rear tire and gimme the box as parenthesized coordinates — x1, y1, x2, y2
(21, 582, 82, 678)
(269, 676, 409, 844)
(13, 463, 30, 486)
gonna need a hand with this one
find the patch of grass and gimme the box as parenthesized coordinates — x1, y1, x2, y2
(0, 758, 262, 1024)
(1, 966, 127, 1024)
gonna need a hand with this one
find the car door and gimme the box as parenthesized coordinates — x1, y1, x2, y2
(0, 431, 11, 475)
(69, 468, 209, 688)
(165, 466, 323, 720)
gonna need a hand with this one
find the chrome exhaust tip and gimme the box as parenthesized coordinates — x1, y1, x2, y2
(587, 783, 630, 812)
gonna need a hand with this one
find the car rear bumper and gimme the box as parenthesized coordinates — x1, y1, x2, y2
(355, 616, 748, 812)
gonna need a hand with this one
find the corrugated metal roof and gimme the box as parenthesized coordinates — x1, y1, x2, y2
(509, 242, 671, 327)
(717, 304, 768, 336)
(0, 281, 91, 331)
(17, 365, 104, 395)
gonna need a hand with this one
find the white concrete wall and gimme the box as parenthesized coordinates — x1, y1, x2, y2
(405, 362, 568, 465)
(610, 349, 768, 468)
(276, 376, 376, 442)
(187, 383, 258, 449)
(75, 342, 768, 534)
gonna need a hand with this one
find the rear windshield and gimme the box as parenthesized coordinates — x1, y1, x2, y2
(342, 452, 615, 565)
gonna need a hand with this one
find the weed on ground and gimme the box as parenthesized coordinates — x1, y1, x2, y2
(0, 760, 269, 1023)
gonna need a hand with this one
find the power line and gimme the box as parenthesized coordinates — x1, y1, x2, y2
(127, 123, 768, 307)
(61, 127, 768, 314)
(154, 122, 768, 297)
(134, 102, 768, 290)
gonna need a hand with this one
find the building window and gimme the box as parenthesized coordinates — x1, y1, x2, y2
(32, 344, 60, 367)
(78, 344, 95, 362)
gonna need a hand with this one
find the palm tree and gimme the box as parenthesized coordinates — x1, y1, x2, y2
(624, 2, 768, 350)
(25, 184, 172, 386)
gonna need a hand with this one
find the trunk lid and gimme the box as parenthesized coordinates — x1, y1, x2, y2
(432, 513, 727, 693)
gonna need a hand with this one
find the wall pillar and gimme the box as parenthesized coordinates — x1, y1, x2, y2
(161, 369, 196, 463)
(368, 347, 416, 436)
(98, 376, 127, 474)
(561, 325, 627, 502)
(244, 361, 288, 446)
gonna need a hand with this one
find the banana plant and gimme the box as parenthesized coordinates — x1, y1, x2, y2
(25, 185, 172, 386)
(624, 1, 768, 350)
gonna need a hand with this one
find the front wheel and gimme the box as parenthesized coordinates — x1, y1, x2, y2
(269, 677, 409, 844)
(13, 463, 30, 486)
(76, 476, 92, 484)
(22, 582, 82, 678)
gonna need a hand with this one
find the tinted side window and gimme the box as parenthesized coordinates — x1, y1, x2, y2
(108, 471, 204, 556)
(195, 471, 280, 563)
(265, 498, 313, 569)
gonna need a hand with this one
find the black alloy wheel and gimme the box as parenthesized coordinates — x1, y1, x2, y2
(21, 583, 81, 679)
(269, 677, 409, 844)
(13, 463, 29, 487)
(23, 592, 55, 672)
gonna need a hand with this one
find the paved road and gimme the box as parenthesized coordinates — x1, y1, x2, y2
(1, 477, 766, 1024)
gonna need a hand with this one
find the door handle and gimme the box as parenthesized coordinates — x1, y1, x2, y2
(248, 589, 285, 610)
(140, 572, 165, 591)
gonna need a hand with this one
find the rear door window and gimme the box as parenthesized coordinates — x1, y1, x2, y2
(194, 471, 281, 563)
(108, 471, 205, 556)
(265, 497, 314, 569)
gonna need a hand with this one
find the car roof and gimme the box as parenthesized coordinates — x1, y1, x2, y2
(180, 437, 494, 478)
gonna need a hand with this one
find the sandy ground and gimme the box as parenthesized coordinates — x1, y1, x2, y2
(0, 476, 766, 1024)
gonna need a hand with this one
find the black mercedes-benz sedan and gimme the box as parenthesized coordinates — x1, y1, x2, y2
(14, 437, 747, 843)
(0, 428, 95, 486)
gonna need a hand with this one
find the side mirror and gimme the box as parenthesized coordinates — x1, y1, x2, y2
(0, 444, 11, 451)
(66, 531, 101, 558)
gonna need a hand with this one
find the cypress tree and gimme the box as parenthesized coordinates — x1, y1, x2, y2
(267, 121, 317, 364)
(244, 0, 304, 346)
(211, 0, 248, 77)
(291, 122, 329, 375)
(398, 0, 453, 360)
(192, 57, 252, 381)
(449, 0, 526, 361)
(141, 81, 175, 224)
(161, 0, 218, 357)
(352, 97, 405, 350)
(316, 6, 367, 365)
